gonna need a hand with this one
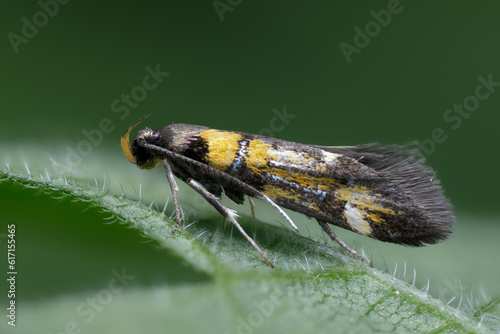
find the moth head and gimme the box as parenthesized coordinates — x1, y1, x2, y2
(121, 115, 161, 169)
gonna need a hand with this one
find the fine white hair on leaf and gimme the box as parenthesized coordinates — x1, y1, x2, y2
(465, 291, 473, 311)
(162, 196, 169, 214)
(180, 206, 186, 223)
(105, 170, 111, 191)
(315, 259, 324, 270)
(119, 181, 126, 198)
(184, 219, 199, 230)
(48, 157, 64, 176)
(421, 279, 430, 293)
(102, 212, 115, 220)
(24, 161, 31, 179)
(196, 230, 208, 239)
(84, 168, 89, 185)
(458, 280, 464, 309)
(103, 215, 116, 224)
(81, 204, 91, 212)
(293, 257, 305, 270)
(139, 183, 142, 203)
(360, 248, 370, 263)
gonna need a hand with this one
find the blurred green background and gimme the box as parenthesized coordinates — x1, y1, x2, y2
(1, 0, 499, 331)
(2, 0, 499, 211)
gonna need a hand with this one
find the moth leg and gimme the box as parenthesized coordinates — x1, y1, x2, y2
(143, 143, 299, 233)
(163, 159, 182, 234)
(317, 220, 362, 260)
(248, 196, 256, 219)
(187, 178, 274, 268)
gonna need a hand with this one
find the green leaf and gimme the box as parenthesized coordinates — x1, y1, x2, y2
(0, 146, 496, 333)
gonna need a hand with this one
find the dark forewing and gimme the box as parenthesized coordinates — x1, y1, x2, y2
(161, 126, 454, 246)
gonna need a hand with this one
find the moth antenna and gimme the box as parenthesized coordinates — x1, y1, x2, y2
(121, 114, 152, 164)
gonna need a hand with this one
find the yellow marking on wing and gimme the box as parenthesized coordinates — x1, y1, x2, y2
(367, 213, 385, 223)
(247, 142, 321, 174)
(246, 139, 278, 173)
(265, 166, 395, 222)
(336, 187, 395, 216)
(199, 129, 243, 171)
(307, 201, 322, 213)
(262, 185, 300, 203)
(263, 185, 330, 214)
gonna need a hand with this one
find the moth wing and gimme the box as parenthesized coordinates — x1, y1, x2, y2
(314, 142, 454, 238)
(224, 188, 246, 205)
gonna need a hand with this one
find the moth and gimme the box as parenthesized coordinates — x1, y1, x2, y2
(121, 115, 454, 268)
